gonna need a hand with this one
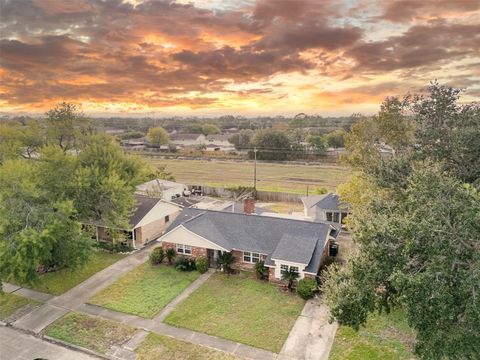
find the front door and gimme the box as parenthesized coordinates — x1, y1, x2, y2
(207, 249, 215, 267)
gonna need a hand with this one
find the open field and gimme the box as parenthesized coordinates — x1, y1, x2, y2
(165, 271, 305, 353)
(149, 158, 351, 194)
(136, 333, 242, 360)
(329, 309, 416, 360)
(45, 312, 136, 354)
(0, 293, 39, 320)
(21, 251, 126, 296)
(89, 263, 200, 318)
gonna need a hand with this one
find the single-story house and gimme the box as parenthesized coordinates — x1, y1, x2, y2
(136, 179, 187, 201)
(301, 193, 349, 224)
(96, 194, 182, 249)
(169, 133, 206, 148)
(158, 207, 340, 281)
(204, 134, 235, 152)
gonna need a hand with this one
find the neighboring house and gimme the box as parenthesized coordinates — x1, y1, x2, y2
(158, 204, 340, 281)
(301, 193, 349, 224)
(204, 134, 235, 152)
(96, 194, 182, 249)
(170, 133, 205, 148)
(121, 137, 146, 150)
(136, 179, 187, 200)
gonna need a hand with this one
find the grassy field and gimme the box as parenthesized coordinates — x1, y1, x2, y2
(150, 158, 350, 193)
(89, 263, 200, 318)
(0, 293, 39, 320)
(165, 271, 305, 353)
(136, 333, 242, 360)
(24, 251, 126, 295)
(45, 312, 136, 354)
(329, 309, 416, 360)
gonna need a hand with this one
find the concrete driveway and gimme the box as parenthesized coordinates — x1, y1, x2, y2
(279, 299, 338, 360)
(0, 326, 99, 360)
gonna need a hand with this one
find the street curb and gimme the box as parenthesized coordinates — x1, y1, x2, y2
(43, 335, 107, 359)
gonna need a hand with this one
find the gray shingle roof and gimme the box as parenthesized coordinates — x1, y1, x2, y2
(301, 193, 347, 211)
(165, 208, 336, 265)
(129, 195, 160, 227)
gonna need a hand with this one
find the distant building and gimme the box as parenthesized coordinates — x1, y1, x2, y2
(169, 133, 205, 148)
(136, 179, 188, 201)
(301, 193, 349, 224)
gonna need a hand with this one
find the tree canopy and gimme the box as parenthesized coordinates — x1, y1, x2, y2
(323, 82, 480, 359)
(146, 126, 170, 147)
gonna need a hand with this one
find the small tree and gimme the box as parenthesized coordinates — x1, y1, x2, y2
(297, 278, 318, 299)
(281, 267, 300, 292)
(217, 252, 235, 274)
(196, 257, 209, 274)
(165, 248, 176, 265)
(150, 247, 165, 265)
(254, 260, 268, 280)
(146, 127, 169, 148)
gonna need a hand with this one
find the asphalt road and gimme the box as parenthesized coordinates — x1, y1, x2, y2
(0, 326, 98, 360)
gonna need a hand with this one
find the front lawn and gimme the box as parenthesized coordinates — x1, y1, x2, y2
(0, 292, 39, 320)
(25, 251, 126, 295)
(329, 309, 416, 360)
(45, 312, 136, 354)
(89, 263, 201, 318)
(165, 271, 305, 353)
(136, 333, 242, 360)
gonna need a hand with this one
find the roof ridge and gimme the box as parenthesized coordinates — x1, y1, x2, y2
(183, 210, 207, 224)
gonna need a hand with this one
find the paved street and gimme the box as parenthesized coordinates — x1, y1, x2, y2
(0, 326, 99, 360)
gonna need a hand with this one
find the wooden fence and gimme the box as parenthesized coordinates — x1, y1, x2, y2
(188, 185, 304, 203)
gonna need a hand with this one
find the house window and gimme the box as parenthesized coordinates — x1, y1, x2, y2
(333, 212, 340, 223)
(243, 251, 260, 263)
(176, 244, 192, 255)
(165, 215, 170, 223)
(326, 212, 333, 222)
(280, 264, 299, 274)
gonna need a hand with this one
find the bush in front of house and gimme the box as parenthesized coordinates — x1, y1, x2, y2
(150, 247, 165, 265)
(254, 260, 268, 280)
(297, 278, 318, 299)
(95, 241, 132, 253)
(175, 256, 197, 271)
(216, 252, 235, 274)
(196, 257, 209, 274)
(165, 248, 176, 265)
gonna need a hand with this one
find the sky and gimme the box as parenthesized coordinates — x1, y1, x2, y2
(0, 0, 479, 117)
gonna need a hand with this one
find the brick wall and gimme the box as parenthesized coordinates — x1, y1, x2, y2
(231, 250, 268, 272)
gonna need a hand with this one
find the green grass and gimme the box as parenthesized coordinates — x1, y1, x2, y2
(0, 292, 39, 320)
(89, 263, 201, 318)
(25, 251, 126, 295)
(329, 309, 416, 360)
(136, 333, 242, 360)
(150, 158, 350, 193)
(45, 312, 136, 354)
(165, 271, 305, 353)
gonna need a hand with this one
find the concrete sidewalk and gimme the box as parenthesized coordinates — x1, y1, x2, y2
(279, 300, 338, 360)
(0, 326, 99, 360)
(13, 246, 152, 334)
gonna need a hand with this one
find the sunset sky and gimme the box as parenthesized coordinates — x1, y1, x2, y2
(0, 0, 479, 116)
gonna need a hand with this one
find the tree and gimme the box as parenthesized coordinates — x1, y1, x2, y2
(228, 129, 253, 151)
(45, 102, 90, 152)
(323, 129, 346, 148)
(308, 135, 327, 154)
(146, 127, 169, 147)
(201, 123, 220, 136)
(251, 129, 291, 161)
(217, 252, 235, 274)
(281, 267, 300, 292)
(323, 166, 480, 359)
(0, 123, 23, 163)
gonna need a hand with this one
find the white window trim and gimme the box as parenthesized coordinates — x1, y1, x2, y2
(176, 243, 192, 255)
(242, 251, 261, 263)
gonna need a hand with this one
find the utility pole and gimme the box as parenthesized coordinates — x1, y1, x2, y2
(253, 147, 258, 194)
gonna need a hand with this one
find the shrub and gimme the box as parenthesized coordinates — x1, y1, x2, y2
(254, 260, 268, 280)
(217, 252, 235, 274)
(297, 278, 318, 299)
(314, 187, 328, 195)
(175, 256, 197, 271)
(95, 241, 132, 253)
(150, 247, 165, 265)
(196, 257, 209, 274)
(165, 248, 176, 265)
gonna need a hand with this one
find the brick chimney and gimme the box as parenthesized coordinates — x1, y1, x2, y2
(243, 197, 255, 214)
